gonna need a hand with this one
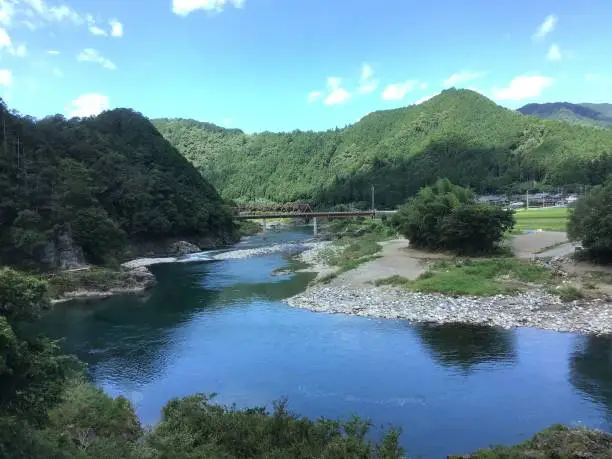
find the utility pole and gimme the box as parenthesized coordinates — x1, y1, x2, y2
(526, 189, 529, 209)
(371, 185, 375, 215)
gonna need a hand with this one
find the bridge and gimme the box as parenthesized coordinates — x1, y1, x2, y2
(233, 202, 396, 235)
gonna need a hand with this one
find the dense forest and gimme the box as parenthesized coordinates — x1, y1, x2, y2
(153, 89, 612, 209)
(518, 102, 612, 129)
(0, 99, 237, 269)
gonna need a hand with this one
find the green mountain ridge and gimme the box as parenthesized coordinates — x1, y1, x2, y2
(518, 101, 612, 128)
(153, 89, 612, 208)
(0, 101, 236, 268)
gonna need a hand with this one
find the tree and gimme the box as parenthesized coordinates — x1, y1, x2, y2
(394, 179, 514, 254)
(568, 178, 612, 261)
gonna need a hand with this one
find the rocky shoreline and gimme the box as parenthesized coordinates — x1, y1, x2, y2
(287, 242, 612, 336)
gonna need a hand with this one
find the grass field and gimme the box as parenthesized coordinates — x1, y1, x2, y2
(513, 207, 569, 232)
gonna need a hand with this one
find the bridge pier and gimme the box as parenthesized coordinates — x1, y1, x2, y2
(313, 216, 318, 236)
(262, 218, 267, 231)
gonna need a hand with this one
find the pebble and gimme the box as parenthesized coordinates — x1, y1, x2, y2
(287, 242, 612, 336)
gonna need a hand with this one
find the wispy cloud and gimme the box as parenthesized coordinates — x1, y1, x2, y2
(358, 63, 378, 94)
(67, 93, 110, 117)
(442, 70, 484, 88)
(532, 14, 557, 40)
(381, 80, 419, 101)
(77, 48, 117, 70)
(546, 43, 562, 61)
(172, 0, 245, 16)
(493, 75, 553, 101)
(324, 76, 351, 105)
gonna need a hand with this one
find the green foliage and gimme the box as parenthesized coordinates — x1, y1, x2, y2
(513, 207, 568, 232)
(403, 258, 551, 296)
(146, 393, 404, 459)
(394, 179, 513, 254)
(456, 424, 612, 458)
(46, 381, 142, 458)
(554, 284, 585, 302)
(153, 90, 612, 208)
(45, 268, 141, 299)
(237, 220, 263, 237)
(373, 275, 410, 286)
(568, 179, 612, 261)
(0, 101, 237, 268)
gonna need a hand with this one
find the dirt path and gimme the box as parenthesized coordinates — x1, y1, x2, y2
(329, 239, 447, 286)
(511, 231, 569, 258)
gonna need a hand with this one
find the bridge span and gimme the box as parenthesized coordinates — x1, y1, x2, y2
(236, 210, 397, 235)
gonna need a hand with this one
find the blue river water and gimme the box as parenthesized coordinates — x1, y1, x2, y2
(40, 227, 612, 457)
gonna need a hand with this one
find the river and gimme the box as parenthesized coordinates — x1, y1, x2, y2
(40, 227, 612, 457)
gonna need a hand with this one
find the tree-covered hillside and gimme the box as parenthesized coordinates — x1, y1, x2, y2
(0, 100, 236, 269)
(518, 102, 612, 129)
(153, 89, 612, 209)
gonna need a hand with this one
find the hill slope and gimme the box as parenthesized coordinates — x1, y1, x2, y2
(0, 101, 236, 268)
(153, 89, 612, 208)
(518, 102, 612, 128)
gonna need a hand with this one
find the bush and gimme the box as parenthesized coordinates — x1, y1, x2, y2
(395, 179, 514, 254)
(568, 179, 612, 261)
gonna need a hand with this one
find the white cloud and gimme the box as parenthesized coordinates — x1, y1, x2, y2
(0, 68, 12, 86)
(172, 0, 245, 16)
(307, 90, 321, 104)
(358, 63, 378, 94)
(381, 80, 418, 101)
(324, 76, 350, 105)
(533, 14, 557, 40)
(546, 43, 562, 61)
(109, 19, 123, 37)
(77, 48, 116, 70)
(0, 27, 10, 47)
(0, 0, 120, 37)
(9, 42, 26, 56)
(67, 93, 109, 117)
(47, 49, 60, 55)
(442, 70, 484, 88)
(419, 82, 428, 90)
(0, 27, 26, 57)
(493, 75, 553, 101)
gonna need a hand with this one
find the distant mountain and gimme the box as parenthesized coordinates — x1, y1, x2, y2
(153, 89, 612, 208)
(518, 102, 612, 128)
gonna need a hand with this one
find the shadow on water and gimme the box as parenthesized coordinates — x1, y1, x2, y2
(570, 335, 612, 421)
(413, 323, 517, 374)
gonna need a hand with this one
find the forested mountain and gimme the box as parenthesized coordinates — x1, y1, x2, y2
(518, 102, 612, 128)
(0, 100, 236, 269)
(153, 89, 612, 209)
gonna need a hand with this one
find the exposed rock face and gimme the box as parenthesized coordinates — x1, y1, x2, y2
(42, 229, 89, 270)
(125, 266, 157, 289)
(168, 240, 201, 256)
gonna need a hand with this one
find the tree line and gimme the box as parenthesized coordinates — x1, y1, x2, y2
(153, 89, 612, 209)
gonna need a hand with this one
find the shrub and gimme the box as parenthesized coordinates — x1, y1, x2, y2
(395, 179, 514, 254)
(568, 179, 612, 261)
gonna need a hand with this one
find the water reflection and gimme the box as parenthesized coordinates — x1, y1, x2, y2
(570, 335, 612, 421)
(39, 253, 315, 386)
(414, 323, 517, 373)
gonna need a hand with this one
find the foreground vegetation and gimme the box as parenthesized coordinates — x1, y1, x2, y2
(514, 207, 569, 232)
(154, 89, 612, 208)
(375, 258, 552, 296)
(0, 99, 237, 271)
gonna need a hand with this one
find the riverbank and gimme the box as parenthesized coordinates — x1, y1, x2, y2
(289, 236, 612, 335)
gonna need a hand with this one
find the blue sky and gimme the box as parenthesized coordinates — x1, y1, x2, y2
(0, 0, 611, 132)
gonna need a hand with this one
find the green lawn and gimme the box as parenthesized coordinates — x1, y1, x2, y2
(513, 207, 569, 232)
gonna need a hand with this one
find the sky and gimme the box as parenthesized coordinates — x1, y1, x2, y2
(0, 0, 611, 133)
